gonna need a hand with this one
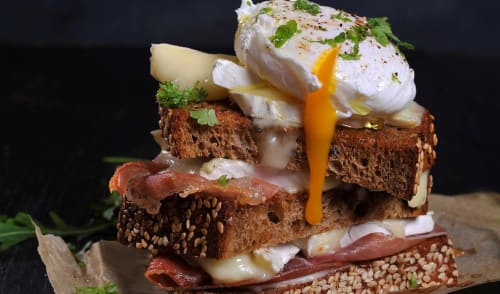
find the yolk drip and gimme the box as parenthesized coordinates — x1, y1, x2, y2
(304, 47, 339, 225)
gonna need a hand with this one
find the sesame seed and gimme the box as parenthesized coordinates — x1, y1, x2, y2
(216, 201, 222, 212)
(187, 231, 194, 241)
(452, 270, 459, 277)
(217, 222, 224, 234)
(203, 200, 211, 208)
(186, 219, 190, 230)
(141, 239, 148, 248)
(211, 197, 218, 208)
(201, 228, 208, 235)
(194, 237, 201, 248)
(173, 243, 180, 250)
(180, 232, 186, 240)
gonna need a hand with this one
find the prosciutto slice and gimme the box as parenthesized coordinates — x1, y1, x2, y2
(109, 161, 281, 214)
(144, 228, 447, 290)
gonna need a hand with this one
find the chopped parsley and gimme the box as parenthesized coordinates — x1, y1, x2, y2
(314, 16, 413, 61)
(339, 43, 361, 60)
(270, 20, 301, 48)
(313, 32, 346, 46)
(260, 7, 272, 14)
(189, 109, 218, 127)
(410, 273, 418, 289)
(293, 0, 321, 16)
(75, 282, 118, 294)
(156, 81, 207, 108)
(246, 0, 252, 6)
(256, 7, 272, 21)
(392, 72, 401, 84)
(368, 17, 415, 50)
(217, 174, 229, 186)
(332, 10, 351, 22)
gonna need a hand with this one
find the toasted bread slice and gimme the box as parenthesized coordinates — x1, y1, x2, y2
(257, 236, 458, 293)
(117, 182, 430, 260)
(159, 102, 437, 200)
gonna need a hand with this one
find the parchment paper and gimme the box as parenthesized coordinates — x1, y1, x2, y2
(36, 193, 500, 293)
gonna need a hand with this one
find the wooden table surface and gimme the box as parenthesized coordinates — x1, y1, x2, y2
(0, 47, 498, 293)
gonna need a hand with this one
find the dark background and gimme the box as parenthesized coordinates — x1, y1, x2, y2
(0, 0, 499, 293)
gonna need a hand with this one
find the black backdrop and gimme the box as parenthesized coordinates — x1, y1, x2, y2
(1, 1, 499, 293)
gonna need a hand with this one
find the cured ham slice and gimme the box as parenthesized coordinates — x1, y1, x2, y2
(109, 161, 281, 214)
(144, 228, 446, 290)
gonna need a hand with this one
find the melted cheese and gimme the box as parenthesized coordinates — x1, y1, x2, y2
(304, 48, 339, 224)
(194, 213, 435, 284)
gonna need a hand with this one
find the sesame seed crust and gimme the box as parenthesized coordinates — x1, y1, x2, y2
(117, 184, 429, 259)
(261, 236, 457, 294)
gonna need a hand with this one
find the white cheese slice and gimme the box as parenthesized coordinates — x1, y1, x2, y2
(212, 59, 302, 126)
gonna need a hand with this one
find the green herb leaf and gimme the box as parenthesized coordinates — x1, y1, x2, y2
(260, 7, 272, 14)
(270, 20, 301, 48)
(75, 282, 118, 294)
(0, 213, 35, 252)
(156, 81, 207, 108)
(332, 10, 351, 22)
(246, 0, 252, 6)
(314, 32, 346, 46)
(367, 17, 415, 50)
(0, 192, 120, 253)
(294, 0, 321, 16)
(102, 156, 146, 164)
(189, 109, 219, 127)
(410, 272, 418, 288)
(217, 175, 229, 186)
(340, 43, 362, 60)
(392, 72, 401, 84)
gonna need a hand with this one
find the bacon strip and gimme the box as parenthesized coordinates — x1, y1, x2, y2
(109, 161, 281, 214)
(144, 228, 447, 290)
(145, 254, 210, 288)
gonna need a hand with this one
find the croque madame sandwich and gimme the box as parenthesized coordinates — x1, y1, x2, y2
(109, 0, 458, 292)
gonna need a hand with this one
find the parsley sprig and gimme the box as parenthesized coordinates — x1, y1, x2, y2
(0, 191, 121, 253)
(76, 282, 118, 294)
(294, 0, 321, 16)
(189, 109, 219, 127)
(270, 20, 301, 48)
(156, 80, 207, 108)
(314, 16, 414, 60)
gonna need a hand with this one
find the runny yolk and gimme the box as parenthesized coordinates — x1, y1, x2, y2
(304, 47, 339, 225)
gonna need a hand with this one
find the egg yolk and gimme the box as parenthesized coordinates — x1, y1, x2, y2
(304, 47, 339, 225)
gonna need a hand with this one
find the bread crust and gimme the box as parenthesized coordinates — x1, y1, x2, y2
(117, 183, 429, 259)
(159, 102, 437, 200)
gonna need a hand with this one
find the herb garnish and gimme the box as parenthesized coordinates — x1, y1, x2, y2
(0, 192, 120, 252)
(156, 80, 207, 108)
(392, 72, 401, 84)
(270, 20, 301, 48)
(75, 282, 118, 294)
(332, 10, 351, 22)
(410, 273, 418, 288)
(314, 17, 413, 60)
(260, 7, 272, 14)
(217, 175, 229, 186)
(189, 109, 219, 127)
(367, 17, 414, 50)
(294, 0, 321, 16)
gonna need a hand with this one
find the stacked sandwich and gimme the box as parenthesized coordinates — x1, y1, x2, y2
(110, 0, 458, 292)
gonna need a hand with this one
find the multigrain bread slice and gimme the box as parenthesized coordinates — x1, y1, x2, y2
(159, 101, 437, 200)
(145, 235, 458, 293)
(117, 182, 429, 260)
(250, 235, 458, 293)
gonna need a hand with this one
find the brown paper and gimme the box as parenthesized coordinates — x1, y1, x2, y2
(37, 193, 500, 293)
